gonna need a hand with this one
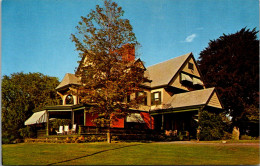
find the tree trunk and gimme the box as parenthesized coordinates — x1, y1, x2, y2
(107, 127, 111, 143)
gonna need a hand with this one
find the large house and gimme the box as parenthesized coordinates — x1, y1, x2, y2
(25, 51, 223, 138)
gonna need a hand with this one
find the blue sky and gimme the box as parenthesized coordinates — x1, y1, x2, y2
(2, 0, 259, 81)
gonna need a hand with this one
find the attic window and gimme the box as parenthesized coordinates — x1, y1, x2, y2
(188, 62, 194, 70)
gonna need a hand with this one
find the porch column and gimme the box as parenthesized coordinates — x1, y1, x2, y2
(46, 110, 49, 136)
(161, 114, 164, 130)
(71, 110, 75, 125)
(84, 109, 86, 126)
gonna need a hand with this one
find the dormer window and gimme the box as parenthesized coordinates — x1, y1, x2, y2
(188, 62, 194, 70)
(151, 91, 161, 105)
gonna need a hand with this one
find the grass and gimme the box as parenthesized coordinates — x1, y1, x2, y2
(2, 141, 259, 165)
(199, 139, 260, 143)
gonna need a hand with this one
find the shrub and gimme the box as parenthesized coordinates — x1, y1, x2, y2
(112, 136, 119, 141)
(222, 132, 232, 140)
(83, 135, 106, 142)
(79, 136, 85, 141)
(240, 135, 252, 140)
(2, 138, 12, 144)
(64, 137, 71, 143)
(71, 136, 78, 143)
(19, 126, 37, 139)
(50, 119, 71, 131)
(199, 110, 226, 140)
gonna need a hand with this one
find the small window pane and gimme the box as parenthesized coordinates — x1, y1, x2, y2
(188, 62, 194, 70)
(154, 92, 159, 99)
(152, 91, 161, 105)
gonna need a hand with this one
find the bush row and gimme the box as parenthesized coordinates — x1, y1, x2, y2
(22, 134, 169, 143)
(23, 135, 113, 143)
(10, 133, 260, 144)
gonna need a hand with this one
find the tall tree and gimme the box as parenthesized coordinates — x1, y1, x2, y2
(71, 0, 146, 142)
(198, 28, 259, 133)
(2, 72, 60, 143)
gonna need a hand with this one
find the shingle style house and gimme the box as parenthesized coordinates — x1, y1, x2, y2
(25, 52, 223, 138)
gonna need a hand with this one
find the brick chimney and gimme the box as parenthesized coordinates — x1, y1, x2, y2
(122, 43, 135, 62)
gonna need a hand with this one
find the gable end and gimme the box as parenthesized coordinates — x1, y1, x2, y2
(206, 90, 223, 109)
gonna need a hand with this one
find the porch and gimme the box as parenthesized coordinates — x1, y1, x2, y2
(151, 107, 200, 139)
(25, 103, 154, 138)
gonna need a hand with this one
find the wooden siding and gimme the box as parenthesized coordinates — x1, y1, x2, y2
(169, 56, 205, 91)
(150, 88, 172, 105)
(145, 90, 151, 106)
(163, 88, 173, 104)
(169, 74, 191, 91)
(182, 57, 201, 77)
(207, 92, 222, 109)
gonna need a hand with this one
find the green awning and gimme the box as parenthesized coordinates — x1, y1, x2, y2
(193, 77, 203, 86)
(181, 73, 193, 82)
(126, 113, 145, 123)
(24, 111, 47, 125)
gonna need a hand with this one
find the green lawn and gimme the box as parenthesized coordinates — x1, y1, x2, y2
(2, 141, 259, 165)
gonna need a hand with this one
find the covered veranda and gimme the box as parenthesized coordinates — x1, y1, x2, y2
(151, 106, 200, 139)
(150, 88, 224, 139)
(24, 104, 90, 136)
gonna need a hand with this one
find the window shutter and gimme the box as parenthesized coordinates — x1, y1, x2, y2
(144, 92, 147, 105)
(158, 91, 161, 105)
(151, 92, 155, 105)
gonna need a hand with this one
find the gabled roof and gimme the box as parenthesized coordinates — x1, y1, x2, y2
(145, 52, 192, 88)
(134, 58, 146, 70)
(165, 87, 223, 109)
(56, 73, 81, 90)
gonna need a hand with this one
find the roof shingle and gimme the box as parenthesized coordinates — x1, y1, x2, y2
(145, 52, 191, 88)
(56, 73, 81, 90)
(165, 87, 215, 109)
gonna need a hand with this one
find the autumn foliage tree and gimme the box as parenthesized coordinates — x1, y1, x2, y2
(198, 28, 259, 135)
(2, 72, 60, 143)
(71, 0, 146, 141)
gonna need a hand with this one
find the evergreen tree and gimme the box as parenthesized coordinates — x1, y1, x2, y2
(198, 28, 259, 134)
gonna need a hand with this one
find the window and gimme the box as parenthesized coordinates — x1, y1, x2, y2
(136, 92, 147, 105)
(127, 95, 131, 103)
(65, 95, 74, 105)
(151, 91, 161, 105)
(188, 62, 194, 70)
